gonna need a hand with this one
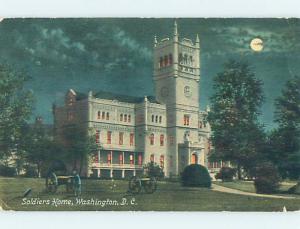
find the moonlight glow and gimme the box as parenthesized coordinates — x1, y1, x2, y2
(250, 38, 264, 52)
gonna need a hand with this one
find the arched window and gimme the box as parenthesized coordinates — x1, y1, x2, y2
(179, 53, 183, 64)
(160, 134, 164, 146)
(95, 130, 100, 144)
(150, 133, 154, 145)
(164, 55, 168, 66)
(151, 115, 154, 122)
(102, 111, 105, 119)
(97, 111, 101, 119)
(159, 116, 162, 123)
(191, 153, 198, 164)
(106, 112, 109, 120)
(128, 115, 131, 122)
(150, 154, 155, 162)
(184, 54, 188, 65)
(160, 155, 164, 168)
(169, 54, 173, 64)
(155, 115, 158, 123)
(124, 114, 127, 122)
(120, 114, 123, 121)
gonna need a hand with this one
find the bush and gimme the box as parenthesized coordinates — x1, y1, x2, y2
(215, 167, 236, 181)
(254, 162, 281, 194)
(24, 165, 38, 178)
(181, 164, 211, 187)
(0, 165, 16, 177)
(143, 162, 164, 179)
(288, 182, 300, 195)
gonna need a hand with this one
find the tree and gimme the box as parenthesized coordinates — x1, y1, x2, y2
(21, 119, 63, 177)
(143, 161, 164, 179)
(0, 64, 34, 164)
(62, 124, 98, 174)
(208, 60, 265, 179)
(269, 75, 300, 179)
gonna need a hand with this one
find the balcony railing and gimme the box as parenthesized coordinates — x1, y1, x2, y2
(91, 162, 143, 169)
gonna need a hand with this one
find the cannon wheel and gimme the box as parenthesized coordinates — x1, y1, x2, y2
(143, 177, 157, 194)
(128, 176, 142, 194)
(73, 175, 82, 196)
(46, 172, 58, 193)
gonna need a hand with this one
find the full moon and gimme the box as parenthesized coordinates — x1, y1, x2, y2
(250, 38, 263, 52)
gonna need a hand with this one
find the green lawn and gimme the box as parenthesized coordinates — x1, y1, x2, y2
(0, 177, 299, 211)
(213, 180, 296, 194)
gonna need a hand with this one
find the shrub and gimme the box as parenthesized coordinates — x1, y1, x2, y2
(0, 165, 16, 177)
(288, 182, 300, 195)
(181, 164, 211, 187)
(254, 162, 281, 194)
(24, 165, 38, 178)
(143, 162, 164, 179)
(215, 167, 236, 181)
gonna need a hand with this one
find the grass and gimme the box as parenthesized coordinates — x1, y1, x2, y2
(0, 177, 299, 211)
(213, 180, 297, 194)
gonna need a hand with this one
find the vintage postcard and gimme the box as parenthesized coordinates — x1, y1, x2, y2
(0, 18, 299, 211)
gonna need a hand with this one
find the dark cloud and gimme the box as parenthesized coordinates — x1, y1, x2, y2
(0, 18, 299, 129)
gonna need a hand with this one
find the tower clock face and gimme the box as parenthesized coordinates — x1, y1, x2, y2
(160, 87, 169, 97)
(184, 86, 192, 97)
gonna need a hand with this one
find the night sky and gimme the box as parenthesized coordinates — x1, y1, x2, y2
(0, 18, 299, 130)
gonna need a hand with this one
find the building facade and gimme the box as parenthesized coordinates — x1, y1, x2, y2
(53, 22, 212, 178)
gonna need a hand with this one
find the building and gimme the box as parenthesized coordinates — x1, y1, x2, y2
(53, 22, 212, 178)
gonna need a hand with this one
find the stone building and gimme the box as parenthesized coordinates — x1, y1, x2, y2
(53, 22, 212, 178)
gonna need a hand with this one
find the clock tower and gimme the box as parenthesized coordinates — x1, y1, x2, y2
(153, 21, 202, 175)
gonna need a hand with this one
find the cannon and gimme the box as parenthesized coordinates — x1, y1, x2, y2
(45, 172, 81, 196)
(128, 176, 157, 194)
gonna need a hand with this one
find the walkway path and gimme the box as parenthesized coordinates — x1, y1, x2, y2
(211, 184, 296, 199)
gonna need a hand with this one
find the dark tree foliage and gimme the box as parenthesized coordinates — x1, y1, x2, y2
(62, 124, 98, 174)
(215, 167, 236, 182)
(254, 161, 281, 194)
(268, 75, 300, 179)
(208, 60, 265, 179)
(0, 64, 34, 163)
(181, 164, 211, 187)
(143, 161, 164, 179)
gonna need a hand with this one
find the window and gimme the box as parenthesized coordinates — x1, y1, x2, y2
(102, 111, 105, 119)
(164, 55, 168, 66)
(159, 57, 163, 68)
(160, 134, 164, 146)
(119, 153, 123, 165)
(124, 114, 127, 122)
(107, 153, 111, 165)
(159, 116, 162, 123)
(150, 133, 154, 145)
(191, 153, 198, 164)
(95, 130, 100, 144)
(120, 114, 123, 121)
(106, 112, 109, 120)
(130, 133, 134, 146)
(160, 155, 164, 168)
(94, 153, 99, 163)
(169, 54, 173, 64)
(151, 115, 154, 122)
(138, 154, 142, 166)
(107, 131, 112, 144)
(184, 115, 190, 126)
(67, 111, 74, 121)
(155, 115, 158, 123)
(97, 111, 101, 119)
(130, 154, 134, 165)
(169, 136, 174, 145)
(128, 115, 131, 122)
(119, 132, 124, 145)
(199, 121, 203, 128)
(150, 154, 154, 162)
(184, 86, 190, 94)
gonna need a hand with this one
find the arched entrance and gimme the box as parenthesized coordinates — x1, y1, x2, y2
(191, 153, 198, 164)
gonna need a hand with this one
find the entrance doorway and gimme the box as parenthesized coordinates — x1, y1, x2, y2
(191, 153, 198, 164)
